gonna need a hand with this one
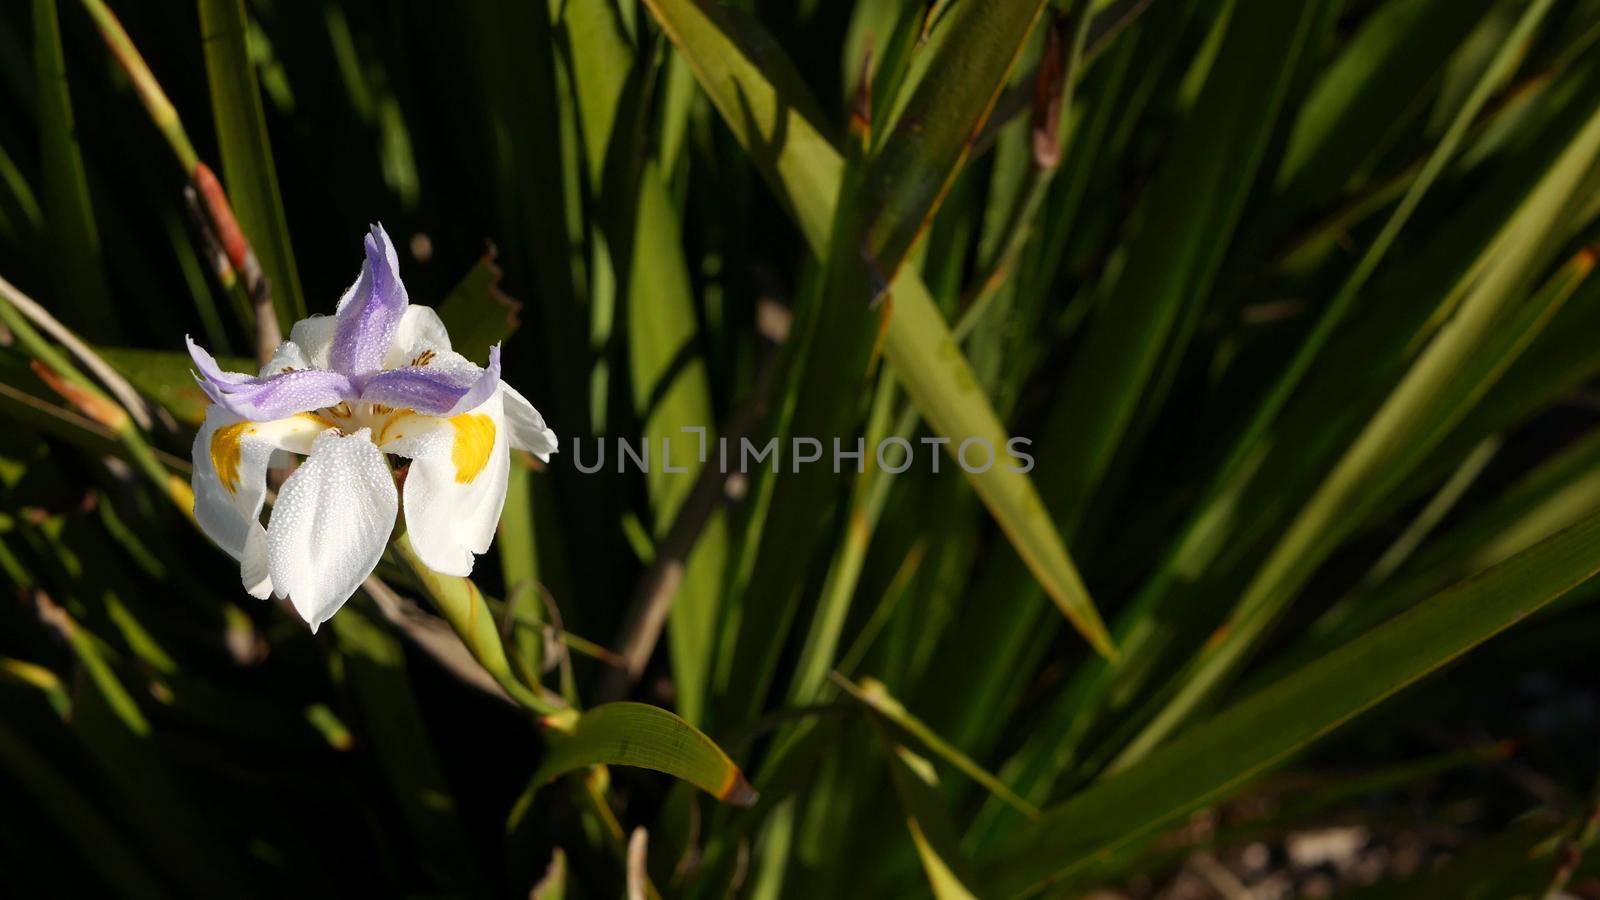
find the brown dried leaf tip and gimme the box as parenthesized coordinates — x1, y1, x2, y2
(1032, 15, 1067, 170)
(30, 360, 128, 430)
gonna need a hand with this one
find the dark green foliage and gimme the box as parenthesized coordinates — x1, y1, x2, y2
(2, 0, 1600, 896)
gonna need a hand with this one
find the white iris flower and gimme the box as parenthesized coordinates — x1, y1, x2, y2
(187, 225, 557, 631)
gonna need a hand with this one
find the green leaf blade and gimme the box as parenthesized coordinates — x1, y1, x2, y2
(535, 702, 757, 806)
(34, 0, 114, 340)
(985, 503, 1600, 897)
(198, 0, 306, 326)
(643, 0, 1114, 659)
(433, 249, 521, 363)
(856, 0, 1046, 275)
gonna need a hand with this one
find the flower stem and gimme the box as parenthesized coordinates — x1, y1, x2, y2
(78, 0, 199, 175)
(392, 532, 569, 718)
(0, 273, 191, 518)
(79, 0, 281, 363)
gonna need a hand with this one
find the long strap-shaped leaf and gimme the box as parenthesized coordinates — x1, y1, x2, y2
(532, 702, 757, 806)
(982, 503, 1600, 897)
(329, 609, 482, 890)
(987, 0, 1578, 811)
(855, 0, 1046, 278)
(1041, 0, 1323, 541)
(0, 718, 168, 894)
(563, 0, 728, 724)
(197, 0, 305, 325)
(720, 0, 1059, 721)
(1267, 405, 1600, 686)
(1111, 76, 1600, 770)
(868, 716, 981, 899)
(35, 0, 114, 340)
(641, 0, 1113, 659)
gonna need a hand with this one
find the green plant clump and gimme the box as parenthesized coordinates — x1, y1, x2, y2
(2, 0, 1600, 896)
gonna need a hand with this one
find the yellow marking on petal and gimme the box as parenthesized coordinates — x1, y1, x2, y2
(211, 421, 256, 494)
(450, 413, 496, 484)
(411, 349, 436, 367)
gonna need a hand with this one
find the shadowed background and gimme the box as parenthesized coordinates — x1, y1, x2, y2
(2, 0, 1600, 896)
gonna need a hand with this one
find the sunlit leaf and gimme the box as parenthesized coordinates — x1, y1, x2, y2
(985, 504, 1600, 896)
(198, 0, 306, 325)
(533, 702, 757, 806)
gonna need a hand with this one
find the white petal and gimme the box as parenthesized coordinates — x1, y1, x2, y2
(241, 527, 272, 599)
(395, 391, 510, 577)
(191, 406, 325, 583)
(414, 347, 479, 379)
(287, 315, 338, 369)
(382, 305, 453, 369)
(258, 340, 310, 377)
(501, 383, 559, 461)
(266, 428, 397, 631)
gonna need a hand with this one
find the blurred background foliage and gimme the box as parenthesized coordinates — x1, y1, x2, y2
(3, 0, 1600, 896)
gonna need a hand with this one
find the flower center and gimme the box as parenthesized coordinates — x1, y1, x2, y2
(317, 400, 413, 442)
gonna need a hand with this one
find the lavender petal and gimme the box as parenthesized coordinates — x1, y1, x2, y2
(330, 223, 409, 377)
(189, 335, 354, 420)
(359, 345, 502, 417)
